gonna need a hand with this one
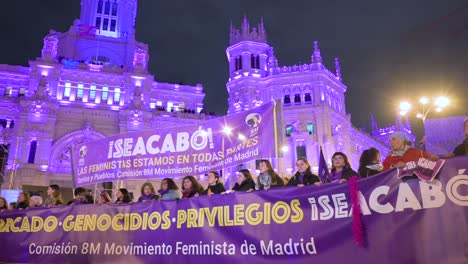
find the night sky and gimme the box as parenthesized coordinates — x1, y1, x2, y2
(1, 1, 467, 139)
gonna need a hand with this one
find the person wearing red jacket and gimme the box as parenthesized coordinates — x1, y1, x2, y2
(383, 132, 438, 170)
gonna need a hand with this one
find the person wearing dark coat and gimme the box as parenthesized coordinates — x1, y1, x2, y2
(181, 176, 204, 198)
(201, 171, 226, 195)
(358, 147, 383, 177)
(137, 182, 159, 202)
(287, 157, 321, 187)
(327, 152, 359, 183)
(232, 169, 256, 192)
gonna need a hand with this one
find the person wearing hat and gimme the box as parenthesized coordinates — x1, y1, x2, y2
(383, 132, 438, 170)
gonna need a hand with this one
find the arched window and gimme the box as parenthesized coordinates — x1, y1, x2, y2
(104, 0, 111, 15)
(112, 1, 118, 16)
(294, 94, 301, 104)
(286, 125, 293, 137)
(284, 95, 291, 105)
(304, 93, 312, 103)
(97, 0, 103, 14)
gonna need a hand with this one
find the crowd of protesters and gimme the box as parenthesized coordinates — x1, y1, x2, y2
(1, 118, 467, 212)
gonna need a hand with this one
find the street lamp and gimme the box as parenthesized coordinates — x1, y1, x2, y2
(399, 96, 450, 123)
(399, 96, 450, 149)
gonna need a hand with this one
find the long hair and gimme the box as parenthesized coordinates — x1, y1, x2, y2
(294, 157, 314, 177)
(238, 169, 254, 182)
(259, 160, 282, 185)
(18, 192, 30, 204)
(0, 197, 7, 209)
(162, 178, 179, 190)
(49, 184, 63, 205)
(181, 176, 204, 192)
(358, 148, 381, 176)
(140, 182, 156, 195)
(331, 152, 351, 172)
(118, 188, 132, 203)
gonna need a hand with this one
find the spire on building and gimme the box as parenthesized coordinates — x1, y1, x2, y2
(334, 57, 342, 81)
(370, 114, 378, 131)
(229, 16, 268, 45)
(312, 41, 322, 64)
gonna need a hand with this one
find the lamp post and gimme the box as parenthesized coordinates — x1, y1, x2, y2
(399, 96, 450, 149)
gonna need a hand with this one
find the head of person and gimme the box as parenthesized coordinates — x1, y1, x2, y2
(389, 132, 411, 151)
(182, 176, 202, 191)
(117, 188, 129, 200)
(207, 171, 221, 186)
(259, 160, 274, 174)
(161, 178, 178, 191)
(98, 191, 112, 205)
(74, 187, 87, 199)
(29, 196, 43, 207)
(47, 184, 60, 197)
(8, 202, 16, 210)
(0, 197, 7, 209)
(296, 157, 312, 175)
(236, 169, 254, 185)
(359, 147, 381, 166)
(464, 118, 468, 137)
(331, 152, 351, 171)
(17, 192, 30, 203)
(141, 182, 155, 196)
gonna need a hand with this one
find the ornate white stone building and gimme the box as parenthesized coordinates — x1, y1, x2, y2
(0, 0, 207, 192)
(0, 1, 414, 195)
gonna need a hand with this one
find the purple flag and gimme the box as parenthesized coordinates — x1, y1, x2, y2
(318, 146, 329, 181)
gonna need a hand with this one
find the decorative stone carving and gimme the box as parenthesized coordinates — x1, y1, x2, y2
(41, 30, 59, 61)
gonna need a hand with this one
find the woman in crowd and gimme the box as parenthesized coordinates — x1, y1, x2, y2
(327, 152, 359, 183)
(115, 188, 132, 204)
(181, 176, 204, 198)
(44, 184, 63, 206)
(137, 182, 158, 202)
(200, 171, 226, 195)
(287, 158, 321, 187)
(29, 196, 43, 208)
(232, 169, 256, 192)
(98, 191, 112, 205)
(16, 192, 30, 209)
(358, 147, 383, 177)
(0, 197, 7, 212)
(256, 160, 284, 190)
(158, 178, 181, 200)
(68, 187, 88, 205)
(383, 132, 437, 170)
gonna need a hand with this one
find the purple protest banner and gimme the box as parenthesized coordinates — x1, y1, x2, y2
(0, 157, 467, 263)
(397, 157, 446, 182)
(71, 102, 279, 187)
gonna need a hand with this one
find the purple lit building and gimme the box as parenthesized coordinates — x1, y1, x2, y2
(0, 0, 413, 194)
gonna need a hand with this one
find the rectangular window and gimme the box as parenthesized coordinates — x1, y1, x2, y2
(167, 102, 173, 112)
(111, 2, 118, 16)
(103, 18, 109, 31)
(28, 140, 37, 164)
(286, 125, 293, 137)
(19, 88, 26, 97)
(95, 17, 102, 28)
(104, 1, 110, 14)
(5, 87, 12, 97)
(77, 84, 84, 99)
(97, 0, 103, 13)
(113, 87, 120, 103)
(307, 123, 314, 135)
(156, 101, 162, 107)
(102, 86, 108, 101)
(110, 20, 116, 32)
(150, 102, 156, 109)
(64, 83, 71, 97)
(89, 85, 96, 100)
(296, 145, 307, 160)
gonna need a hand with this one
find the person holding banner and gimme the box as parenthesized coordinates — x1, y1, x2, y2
(29, 196, 43, 207)
(16, 192, 30, 209)
(44, 184, 63, 206)
(158, 178, 181, 201)
(0, 197, 7, 212)
(231, 169, 256, 192)
(137, 182, 159, 202)
(199, 171, 226, 196)
(98, 191, 112, 205)
(287, 158, 321, 187)
(181, 176, 204, 198)
(256, 160, 284, 190)
(448, 118, 468, 157)
(358, 148, 383, 177)
(383, 132, 437, 170)
(115, 188, 132, 204)
(327, 152, 359, 183)
(68, 187, 89, 205)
